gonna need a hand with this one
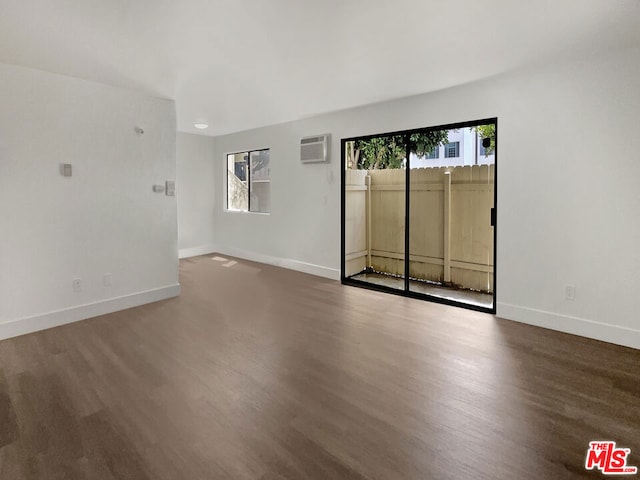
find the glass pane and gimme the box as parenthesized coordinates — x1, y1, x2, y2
(444, 141, 459, 158)
(408, 125, 495, 309)
(227, 153, 248, 211)
(344, 134, 405, 291)
(249, 150, 270, 213)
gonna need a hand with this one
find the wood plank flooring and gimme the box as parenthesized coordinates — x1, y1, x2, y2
(1, 254, 639, 479)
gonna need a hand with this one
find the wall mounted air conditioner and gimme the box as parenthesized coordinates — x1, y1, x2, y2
(300, 134, 330, 164)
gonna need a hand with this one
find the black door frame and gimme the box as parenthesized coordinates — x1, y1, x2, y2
(340, 117, 498, 314)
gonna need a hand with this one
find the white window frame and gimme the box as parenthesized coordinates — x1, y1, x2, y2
(444, 142, 460, 158)
(225, 148, 271, 214)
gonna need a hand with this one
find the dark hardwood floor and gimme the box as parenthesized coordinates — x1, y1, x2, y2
(1, 254, 639, 479)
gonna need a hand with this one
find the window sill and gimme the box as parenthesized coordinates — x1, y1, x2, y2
(225, 209, 270, 216)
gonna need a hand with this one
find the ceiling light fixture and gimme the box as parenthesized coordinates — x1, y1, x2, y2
(194, 123, 209, 130)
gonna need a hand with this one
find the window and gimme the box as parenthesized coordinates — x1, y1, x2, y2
(425, 146, 439, 159)
(227, 148, 270, 213)
(444, 142, 459, 158)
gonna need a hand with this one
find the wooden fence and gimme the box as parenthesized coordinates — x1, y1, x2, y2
(345, 165, 494, 292)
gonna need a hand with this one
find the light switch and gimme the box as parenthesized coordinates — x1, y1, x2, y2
(165, 180, 175, 196)
(152, 184, 165, 193)
(61, 164, 72, 177)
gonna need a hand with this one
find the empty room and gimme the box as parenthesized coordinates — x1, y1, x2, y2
(1, 1, 639, 479)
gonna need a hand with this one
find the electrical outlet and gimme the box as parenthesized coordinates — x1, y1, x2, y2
(565, 285, 576, 301)
(103, 273, 112, 287)
(72, 279, 82, 292)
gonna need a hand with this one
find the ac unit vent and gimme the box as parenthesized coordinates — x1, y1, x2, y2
(300, 134, 330, 163)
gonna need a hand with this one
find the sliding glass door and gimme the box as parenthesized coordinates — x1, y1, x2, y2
(344, 133, 406, 291)
(342, 119, 497, 313)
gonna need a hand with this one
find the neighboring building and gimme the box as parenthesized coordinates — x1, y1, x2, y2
(410, 128, 494, 168)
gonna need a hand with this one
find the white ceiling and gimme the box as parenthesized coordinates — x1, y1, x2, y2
(0, 0, 638, 136)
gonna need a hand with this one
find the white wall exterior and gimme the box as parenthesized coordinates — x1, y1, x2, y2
(210, 45, 640, 349)
(410, 129, 495, 169)
(177, 132, 216, 258)
(0, 62, 179, 340)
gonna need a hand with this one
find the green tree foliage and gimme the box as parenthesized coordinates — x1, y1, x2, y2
(354, 130, 449, 170)
(355, 135, 404, 170)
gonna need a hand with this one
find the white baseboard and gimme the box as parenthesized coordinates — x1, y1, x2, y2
(497, 302, 640, 350)
(179, 244, 218, 259)
(213, 245, 340, 281)
(0, 284, 180, 341)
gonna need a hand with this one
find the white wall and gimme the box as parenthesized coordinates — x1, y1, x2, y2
(177, 132, 216, 258)
(214, 126, 340, 279)
(0, 63, 179, 340)
(212, 45, 640, 349)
